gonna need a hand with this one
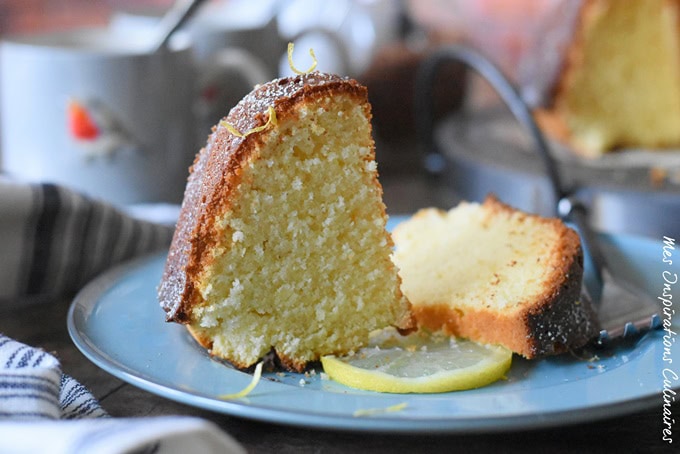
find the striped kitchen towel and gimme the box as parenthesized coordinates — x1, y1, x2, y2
(0, 333, 106, 420)
(0, 177, 175, 303)
(0, 334, 245, 454)
(0, 178, 244, 453)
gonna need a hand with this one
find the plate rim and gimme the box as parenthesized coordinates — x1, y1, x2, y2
(67, 235, 677, 434)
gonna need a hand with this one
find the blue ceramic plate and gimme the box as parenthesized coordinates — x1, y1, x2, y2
(68, 217, 680, 433)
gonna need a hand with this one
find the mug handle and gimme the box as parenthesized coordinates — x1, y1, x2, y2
(195, 47, 271, 138)
(206, 47, 272, 89)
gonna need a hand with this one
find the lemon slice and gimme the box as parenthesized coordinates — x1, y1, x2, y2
(321, 329, 512, 394)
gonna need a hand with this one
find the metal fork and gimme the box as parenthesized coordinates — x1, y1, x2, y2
(557, 196, 662, 343)
(416, 44, 662, 343)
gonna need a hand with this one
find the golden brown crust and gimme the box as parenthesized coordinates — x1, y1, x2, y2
(159, 72, 370, 323)
(533, 108, 575, 151)
(414, 251, 592, 358)
(405, 195, 599, 357)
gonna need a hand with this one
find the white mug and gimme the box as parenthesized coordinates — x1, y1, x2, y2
(0, 26, 267, 207)
(110, 5, 275, 142)
(0, 28, 196, 206)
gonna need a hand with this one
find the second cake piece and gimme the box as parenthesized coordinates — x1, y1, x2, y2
(392, 195, 600, 358)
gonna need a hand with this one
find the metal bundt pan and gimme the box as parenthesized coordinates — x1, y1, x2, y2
(415, 45, 680, 241)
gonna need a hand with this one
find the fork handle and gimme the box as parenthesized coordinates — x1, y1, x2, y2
(558, 196, 605, 295)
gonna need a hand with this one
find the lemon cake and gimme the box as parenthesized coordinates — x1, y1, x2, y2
(537, 0, 680, 157)
(391, 196, 599, 358)
(158, 72, 414, 372)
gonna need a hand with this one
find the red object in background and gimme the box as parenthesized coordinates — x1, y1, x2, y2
(201, 84, 220, 103)
(67, 100, 99, 140)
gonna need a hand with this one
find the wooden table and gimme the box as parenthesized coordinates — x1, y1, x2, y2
(2, 168, 677, 453)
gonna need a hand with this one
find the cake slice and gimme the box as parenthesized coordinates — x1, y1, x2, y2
(158, 72, 414, 372)
(391, 196, 599, 358)
(537, 0, 680, 156)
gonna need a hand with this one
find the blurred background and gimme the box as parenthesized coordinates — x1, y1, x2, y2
(1, 0, 678, 238)
(0, 0, 474, 213)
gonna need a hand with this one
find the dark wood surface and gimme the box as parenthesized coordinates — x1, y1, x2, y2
(2, 167, 678, 453)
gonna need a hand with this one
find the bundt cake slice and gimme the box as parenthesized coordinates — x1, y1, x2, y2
(537, 0, 680, 156)
(158, 72, 414, 372)
(391, 195, 600, 358)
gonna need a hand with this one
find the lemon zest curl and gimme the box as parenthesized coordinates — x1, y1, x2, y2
(219, 362, 263, 399)
(220, 106, 277, 138)
(287, 42, 317, 75)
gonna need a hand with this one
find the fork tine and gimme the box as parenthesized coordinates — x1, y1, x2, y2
(598, 312, 661, 346)
(623, 322, 639, 338)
